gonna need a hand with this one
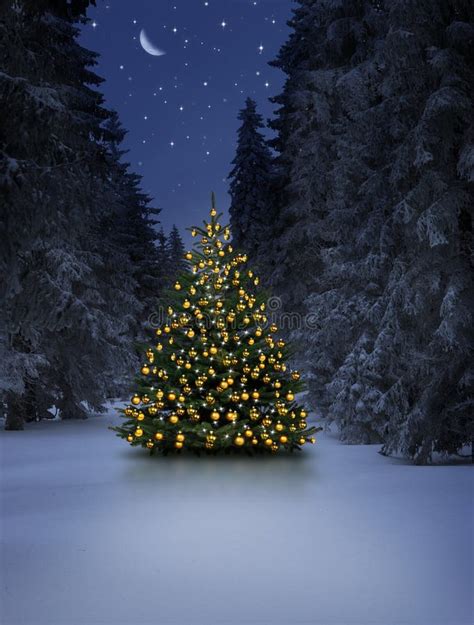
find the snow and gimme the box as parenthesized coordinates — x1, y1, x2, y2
(1, 404, 472, 625)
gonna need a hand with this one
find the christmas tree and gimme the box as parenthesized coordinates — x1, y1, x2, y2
(111, 196, 321, 454)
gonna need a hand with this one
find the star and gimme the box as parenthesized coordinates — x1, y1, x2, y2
(221, 20, 227, 28)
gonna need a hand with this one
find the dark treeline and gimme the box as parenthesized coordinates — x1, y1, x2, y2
(0, 0, 184, 429)
(228, 0, 474, 464)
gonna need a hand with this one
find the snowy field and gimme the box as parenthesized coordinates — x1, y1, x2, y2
(1, 404, 472, 625)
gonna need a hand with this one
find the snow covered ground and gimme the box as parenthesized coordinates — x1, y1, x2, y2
(1, 404, 472, 625)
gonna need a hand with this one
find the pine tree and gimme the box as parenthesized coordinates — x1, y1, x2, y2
(373, 0, 474, 463)
(103, 111, 163, 337)
(228, 98, 274, 264)
(0, 1, 139, 427)
(112, 197, 321, 454)
(166, 225, 186, 281)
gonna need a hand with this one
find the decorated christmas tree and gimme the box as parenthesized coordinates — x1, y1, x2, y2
(111, 196, 321, 454)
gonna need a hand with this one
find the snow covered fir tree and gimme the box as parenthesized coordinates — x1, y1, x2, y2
(112, 198, 320, 454)
(228, 0, 474, 464)
(0, 0, 182, 429)
(228, 98, 274, 267)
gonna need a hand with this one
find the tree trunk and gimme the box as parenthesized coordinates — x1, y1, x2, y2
(5, 393, 25, 430)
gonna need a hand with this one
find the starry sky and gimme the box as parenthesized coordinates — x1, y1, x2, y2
(79, 0, 293, 243)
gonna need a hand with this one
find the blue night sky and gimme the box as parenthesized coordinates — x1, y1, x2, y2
(80, 1, 293, 242)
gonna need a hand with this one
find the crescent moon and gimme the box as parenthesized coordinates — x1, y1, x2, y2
(139, 29, 166, 57)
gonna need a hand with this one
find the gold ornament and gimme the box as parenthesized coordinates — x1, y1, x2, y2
(291, 371, 301, 381)
(176, 433, 185, 443)
(131, 395, 141, 406)
(174, 282, 182, 291)
(127, 434, 133, 442)
(134, 428, 143, 437)
(234, 436, 245, 447)
(141, 365, 150, 375)
(211, 410, 220, 420)
(279, 435, 288, 444)
(245, 430, 253, 438)
(175, 441, 184, 449)
(264, 438, 273, 447)
(286, 392, 295, 402)
(169, 415, 179, 424)
(154, 432, 164, 441)
(226, 410, 238, 422)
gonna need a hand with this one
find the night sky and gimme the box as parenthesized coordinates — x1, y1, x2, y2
(79, 1, 293, 243)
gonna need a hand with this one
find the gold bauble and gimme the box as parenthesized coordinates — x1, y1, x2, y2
(286, 392, 295, 402)
(174, 282, 182, 291)
(154, 432, 164, 441)
(219, 381, 228, 390)
(227, 377, 234, 386)
(251, 391, 260, 400)
(226, 410, 238, 422)
(131, 395, 141, 406)
(127, 434, 133, 442)
(146, 441, 154, 449)
(299, 437, 306, 445)
(299, 420, 307, 429)
(175, 441, 184, 449)
(183, 299, 191, 309)
(289, 425, 297, 432)
(187, 329, 195, 338)
(250, 407, 259, 420)
(275, 423, 284, 432)
(234, 436, 245, 447)
(300, 409, 308, 418)
(167, 392, 176, 402)
(176, 433, 185, 443)
(264, 438, 273, 447)
(134, 428, 143, 437)
(209, 345, 218, 355)
(244, 430, 253, 438)
(137, 412, 145, 421)
(251, 437, 258, 445)
(241, 392, 249, 401)
(211, 410, 220, 420)
(169, 415, 179, 424)
(291, 371, 301, 381)
(185, 252, 193, 260)
(279, 435, 288, 444)
(141, 365, 150, 375)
